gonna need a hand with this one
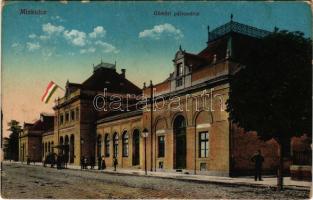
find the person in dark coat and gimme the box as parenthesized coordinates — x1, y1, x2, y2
(113, 157, 118, 171)
(26, 156, 30, 165)
(90, 156, 95, 169)
(81, 156, 85, 170)
(101, 156, 106, 170)
(51, 153, 56, 168)
(98, 156, 102, 170)
(84, 157, 88, 169)
(64, 154, 69, 169)
(56, 154, 62, 170)
(251, 150, 264, 181)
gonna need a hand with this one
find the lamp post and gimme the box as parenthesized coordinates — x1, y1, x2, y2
(142, 128, 149, 175)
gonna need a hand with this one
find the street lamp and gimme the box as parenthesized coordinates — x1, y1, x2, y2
(142, 128, 149, 175)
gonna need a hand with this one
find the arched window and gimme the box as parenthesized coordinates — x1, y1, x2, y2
(122, 131, 129, 157)
(104, 134, 110, 157)
(113, 133, 118, 158)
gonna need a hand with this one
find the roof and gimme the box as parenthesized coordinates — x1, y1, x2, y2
(65, 82, 82, 95)
(93, 62, 116, 71)
(40, 112, 54, 117)
(158, 19, 271, 90)
(207, 20, 271, 43)
(80, 64, 141, 94)
(24, 115, 54, 133)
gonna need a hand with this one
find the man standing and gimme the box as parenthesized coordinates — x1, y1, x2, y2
(97, 156, 102, 170)
(251, 150, 264, 181)
(90, 155, 95, 169)
(101, 156, 106, 170)
(81, 156, 85, 170)
(113, 156, 118, 171)
(56, 154, 62, 170)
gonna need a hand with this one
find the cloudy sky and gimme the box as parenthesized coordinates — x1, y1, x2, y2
(2, 1, 311, 136)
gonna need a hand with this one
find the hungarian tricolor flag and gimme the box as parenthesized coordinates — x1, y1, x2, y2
(41, 81, 59, 103)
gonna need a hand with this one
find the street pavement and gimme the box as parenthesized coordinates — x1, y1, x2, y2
(1, 162, 311, 199)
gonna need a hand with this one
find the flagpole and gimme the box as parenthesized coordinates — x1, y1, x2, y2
(56, 84, 65, 92)
(57, 97, 60, 154)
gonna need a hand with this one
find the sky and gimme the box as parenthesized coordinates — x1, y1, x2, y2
(1, 1, 311, 137)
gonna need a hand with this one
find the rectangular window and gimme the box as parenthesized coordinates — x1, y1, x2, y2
(176, 77, 183, 87)
(65, 112, 69, 122)
(76, 108, 80, 120)
(176, 63, 183, 76)
(199, 132, 209, 158)
(200, 163, 207, 171)
(122, 135, 129, 157)
(158, 136, 165, 157)
(70, 110, 75, 121)
(60, 114, 64, 125)
(105, 139, 110, 157)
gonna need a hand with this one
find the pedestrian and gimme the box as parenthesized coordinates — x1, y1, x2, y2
(251, 150, 264, 181)
(60, 154, 64, 169)
(43, 156, 47, 167)
(90, 155, 95, 169)
(51, 153, 56, 168)
(81, 156, 85, 170)
(113, 156, 118, 171)
(84, 157, 88, 169)
(64, 154, 68, 169)
(56, 154, 62, 170)
(98, 156, 102, 170)
(101, 156, 106, 170)
(27, 156, 30, 165)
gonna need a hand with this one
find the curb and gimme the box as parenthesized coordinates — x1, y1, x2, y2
(99, 170, 311, 192)
(5, 162, 311, 191)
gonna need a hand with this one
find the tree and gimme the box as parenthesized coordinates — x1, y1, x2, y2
(226, 30, 311, 190)
(7, 120, 22, 161)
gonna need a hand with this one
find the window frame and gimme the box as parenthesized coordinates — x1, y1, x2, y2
(176, 63, 183, 76)
(65, 112, 69, 123)
(176, 77, 183, 87)
(70, 109, 75, 121)
(104, 134, 110, 157)
(122, 132, 129, 157)
(199, 131, 209, 158)
(60, 114, 64, 125)
(158, 135, 165, 158)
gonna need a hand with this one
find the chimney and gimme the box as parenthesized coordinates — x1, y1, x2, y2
(121, 69, 126, 78)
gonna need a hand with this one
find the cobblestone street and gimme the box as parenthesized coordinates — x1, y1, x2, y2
(1, 163, 310, 199)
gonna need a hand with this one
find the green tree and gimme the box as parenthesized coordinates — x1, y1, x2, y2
(227, 30, 311, 190)
(7, 120, 22, 161)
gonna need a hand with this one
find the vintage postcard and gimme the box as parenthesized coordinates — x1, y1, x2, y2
(1, 1, 312, 199)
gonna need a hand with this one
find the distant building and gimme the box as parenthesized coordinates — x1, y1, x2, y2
(19, 113, 54, 162)
(51, 62, 141, 165)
